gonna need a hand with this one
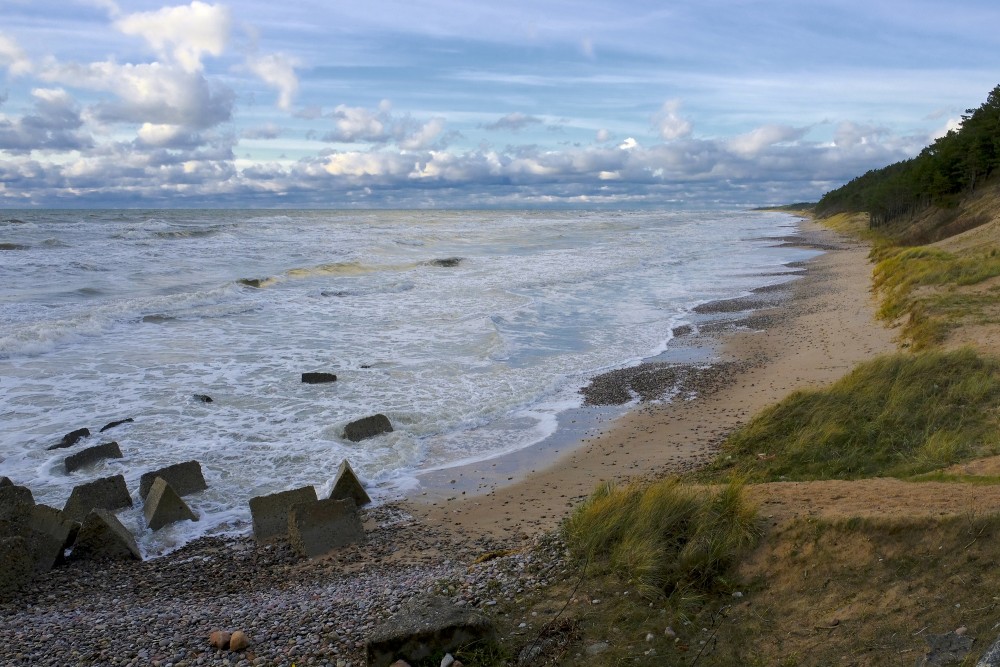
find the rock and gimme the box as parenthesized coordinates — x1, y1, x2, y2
(138, 460, 208, 499)
(64, 441, 124, 473)
(288, 497, 364, 558)
(99, 418, 134, 433)
(143, 477, 198, 531)
(301, 372, 338, 384)
(343, 414, 393, 442)
(429, 257, 463, 267)
(365, 595, 496, 667)
(440, 654, 455, 667)
(0, 477, 12, 487)
(47, 427, 90, 451)
(229, 630, 249, 651)
(27, 504, 79, 573)
(68, 509, 141, 561)
(917, 630, 975, 666)
(238, 278, 266, 288)
(248, 486, 318, 543)
(62, 474, 132, 522)
(978, 633, 1000, 666)
(389, 661, 412, 667)
(194, 394, 214, 403)
(585, 642, 610, 656)
(0, 484, 35, 539)
(329, 459, 371, 506)
(0, 537, 34, 598)
(209, 630, 232, 650)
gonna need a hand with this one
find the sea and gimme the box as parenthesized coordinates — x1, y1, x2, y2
(0, 208, 818, 555)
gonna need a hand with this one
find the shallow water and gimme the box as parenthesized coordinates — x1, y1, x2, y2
(0, 209, 815, 554)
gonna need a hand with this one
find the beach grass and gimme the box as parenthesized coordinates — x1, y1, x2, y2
(563, 478, 760, 601)
(700, 348, 1000, 482)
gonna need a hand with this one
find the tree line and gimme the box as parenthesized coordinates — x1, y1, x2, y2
(816, 84, 1000, 228)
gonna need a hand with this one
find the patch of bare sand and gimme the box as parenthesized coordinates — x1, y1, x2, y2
(402, 217, 899, 539)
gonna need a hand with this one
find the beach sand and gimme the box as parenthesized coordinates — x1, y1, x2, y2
(403, 216, 898, 539)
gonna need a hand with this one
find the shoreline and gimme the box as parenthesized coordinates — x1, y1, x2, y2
(400, 215, 897, 538)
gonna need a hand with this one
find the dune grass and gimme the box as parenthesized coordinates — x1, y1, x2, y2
(702, 348, 1000, 483)
(563, 478, 760, 600)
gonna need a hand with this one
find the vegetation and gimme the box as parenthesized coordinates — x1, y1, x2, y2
(563, 478, 760, 600)
(701, 349, 1000, 482)
(816, 84, 1000, 234)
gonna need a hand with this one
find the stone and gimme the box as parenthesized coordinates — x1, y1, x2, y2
(288, 497, 364, 558)
(365, 595, 496, 667)
(0, 477, 12, 487)
(143, 477, 198, 531)
(47, 427, 90, 450)
(62, 474, 133, 522)
(68, 509, 141, 561)
(229, 630, 249, 651)
(248, 486, 318, 543)
(343, 414, 393, 442)
(0, 537, 34, 598)
(978, 633, 1000, 666)
(0, 484, 35, 539)
(64, 441, 124, 473)
(389, 661, 412, 667)
(917, 631, 975, 666)
(429, 257, 463, 267)
(585, 642, 610, 656)
(99, 418, 134, 433)
(301, 372, 338, 384)
(27, 504, 79, 573)
(329, 459, 371, 506)
(194, 394, 214, 403)
(138, 460, 208, 499)
(209, 630, 232, 650)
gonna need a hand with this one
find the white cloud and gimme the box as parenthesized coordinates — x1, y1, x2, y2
(596, 128, 612, 143)
(652, 100, 693, 141)
(115, 2, 231, 73)
(0, 33, 32, 76)
(247, 53, 299, 110)
(728, 124, 807, 156)
(399, 117, 446, 150)
(619, 137, 638, 150)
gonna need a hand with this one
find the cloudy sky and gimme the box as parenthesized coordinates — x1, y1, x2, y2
(1, 0, 999, 208)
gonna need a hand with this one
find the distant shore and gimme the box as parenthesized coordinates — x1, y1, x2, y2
(402, 214, 897, 539)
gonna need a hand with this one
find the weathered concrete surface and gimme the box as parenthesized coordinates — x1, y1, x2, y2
(288, 497, 363, 558)
(329, 459, 371, 506)
(28, 504, 79, 573)
(365, 595, 496, 667)
(62, 474, 132, 522)
(343, 414, 393, 442)
(68, 509, 141, 561)
(143, 477, 198, 531)
(248, 486, 318, 543)
(0, 537, 34, 599)
(64, 441, 123, 473)
(0, 484, 35, 539)
(138, 460, 207, 499)
(301, 372, 338, 384)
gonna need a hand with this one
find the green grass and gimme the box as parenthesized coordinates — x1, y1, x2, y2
(702, 349, 1000, 482)
(563, 478, 760, 600)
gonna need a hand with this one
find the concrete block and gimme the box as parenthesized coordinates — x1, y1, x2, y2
(302, 372, 337, 384)
(0, 537, 34, 599)
(329, 459, 371, 506)
(288, 497, 364, 558)
(0, 485, 35, 539)
(28, 504, 79, 573)
(64, 441, 123, 473)
(143, 477, 198, 531)
(62, 474, 132, 522)
(138, 460, 207, 499)
(248, 486, 317, 543)
(343, 414, 393, 442)
(47, 427, 90, 450)
(69, 509, 141, 561)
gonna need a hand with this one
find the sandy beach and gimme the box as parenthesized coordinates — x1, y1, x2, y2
(0, 215, 901, 666)
(403, 216, 897, 540)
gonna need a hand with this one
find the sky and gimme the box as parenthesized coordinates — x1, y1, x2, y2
(1, 1, 999, 208)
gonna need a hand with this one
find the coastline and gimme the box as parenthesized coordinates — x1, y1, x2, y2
(401, 215, 897, 538)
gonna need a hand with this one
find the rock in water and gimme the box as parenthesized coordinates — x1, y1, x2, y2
(143, 477, 198, 531)
(62, 475, 132, 522)
(288, 497, 364, 558)
(329, 459, 371, 506)
(0, 477, 14, 487)
(68, 509, 141, 561)
(193, 394, 213, 403)
(138, 460, 208, 499)
(47, 427, 90, 450)
(343, 414, 393, 442)
(365, 595, 496, 667)
(64, 441, 124, 473)
(99, 418, 134, 433)
(248, 486, 318, 543)
(301, 372, 338, 384)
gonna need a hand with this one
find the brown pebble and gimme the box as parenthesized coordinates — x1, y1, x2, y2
(229, 630, 249, 651)
(209, 630, 231, 650)
(389, 661, 412, 667)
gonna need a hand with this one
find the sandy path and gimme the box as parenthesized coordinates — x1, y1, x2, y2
(403, 218, 898, 538)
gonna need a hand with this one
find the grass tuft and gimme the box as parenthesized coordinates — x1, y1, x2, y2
(703, 348, 1000, 482)
(563, 478, 760, 599)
